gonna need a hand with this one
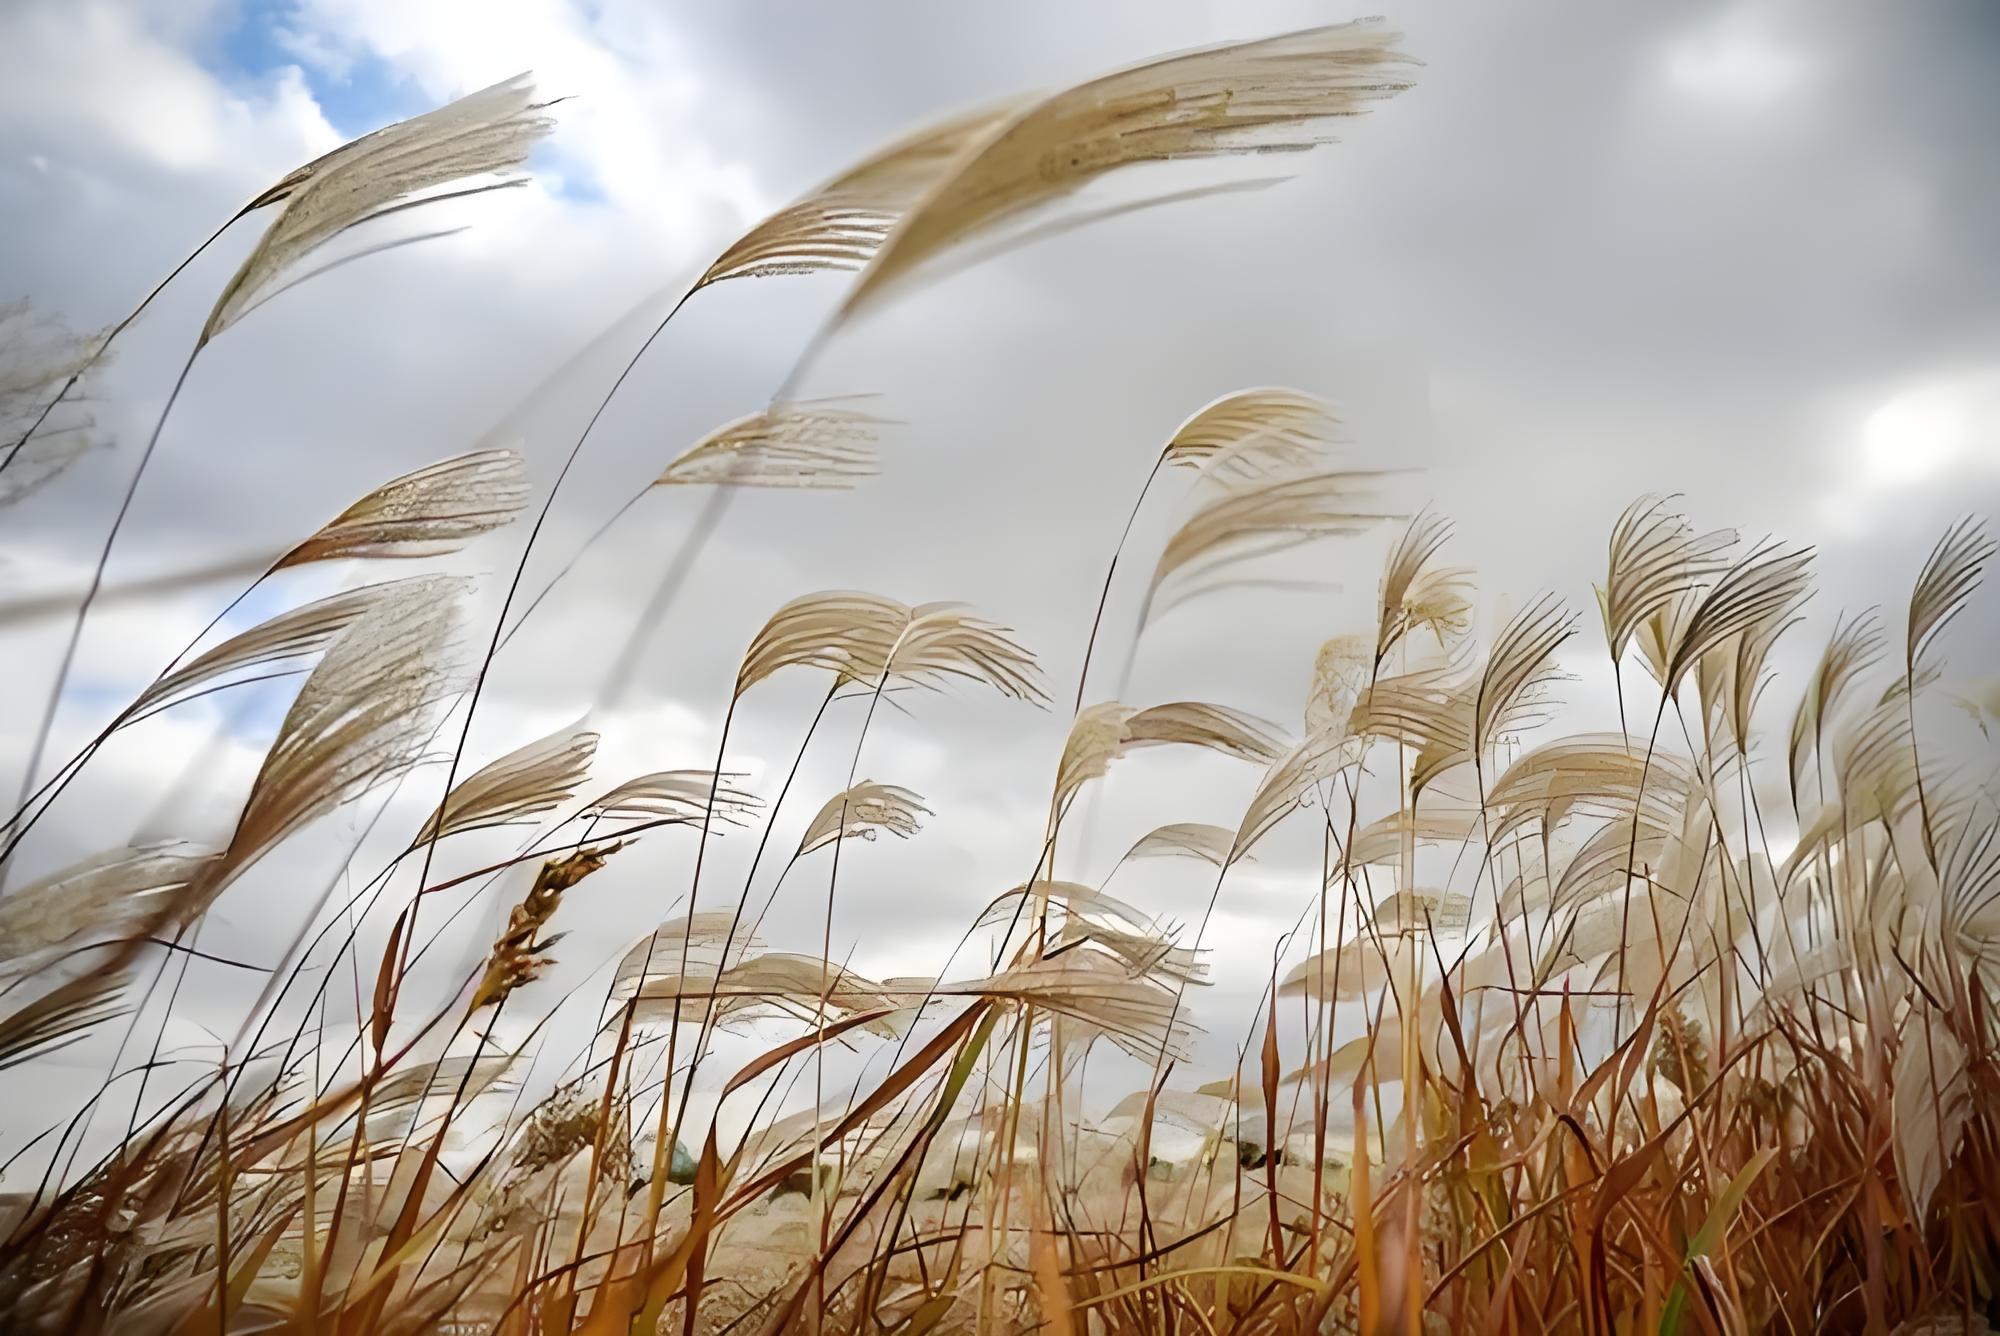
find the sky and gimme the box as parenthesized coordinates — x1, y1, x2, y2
(1, 0, 1998, 1162)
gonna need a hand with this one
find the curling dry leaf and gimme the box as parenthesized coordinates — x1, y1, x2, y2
(797, 781, 930, 857)
(0, 844, 213, 970)
(204, 74, 556, 344)
(1162, 387, 1337, 482)
(837, 21, 1413, 318)
(413, 723, 598, 845)
(697, 103, 1024, 288)
(275, 448, 529, 568)
(1597, 495, 1735, 664)
(190, 575, 470, 916)
(585, 770, 760, 827)
(655, 401, 882, 490)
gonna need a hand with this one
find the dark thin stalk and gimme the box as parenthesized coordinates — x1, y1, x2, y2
(14, 346, 201, 833)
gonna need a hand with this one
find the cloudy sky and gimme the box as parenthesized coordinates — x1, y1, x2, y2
(2, 0, 1997, 1158)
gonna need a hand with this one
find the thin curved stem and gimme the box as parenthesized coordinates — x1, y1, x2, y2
(13, 346, 201, 849)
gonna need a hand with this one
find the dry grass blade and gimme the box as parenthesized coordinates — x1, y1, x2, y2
(1486, 733, 1692, 839)
(1055, 700, 1281, 809)
(0, 972, 127, 1069)
(1150, 467, 1400, 611)
(737, 594, 1045, 702)
(1597, 495, 1735, 663)
(1120, 822, 1240, 868)
(1938, 812, 2000, 960)
(584, 769, 760, 827)
(1279, 936, 1414, 1002)
(203, 74, 556, 344)
(1162, 387, 1337, 482)
(371, 1054, 520, 1116)
(655, 401, 884, 490)
(274, 448, 529, 568)
(611, 912, 761, 999)
(1788, 612, 1884, 810)
(1055, 703, 1137, 809)
(735, 590, 911, 694)
(0, 300, 104, 505)
(980, 880, 1152, 934)
(129, 580, 412, 718)
(1057, 917, 1209, 986)
(796, 781, 930, 857)
(191, 574, 470, 913)
(696, 103, 1023, 288)
(1125, 701, 1285, 763)
(959, 951, 1195, 1062)
(631, 952, 888, 1029)
(884, 602, 1048, 702)
(1834, 690, 1917, 816)
(1908, 516, 1994, 670)
(1722, 603, 1801, 756)
(1379, 512, 1472, 659)
(1892, 1007, 1973, 1220)
(1234, 728, 1357, 863)
(838, 20, 1414, 317)
(0, 844, 213, 971)
(1551, 816, 1674, 912)
(412, 723, 598, 845)
(1306, 634, 1372, 742)
(1662, 539, 1814, 694)
(1474, 594, 1576, 756)
(1349, 663, 1474, 795)
(1348, 809, 1476, 867)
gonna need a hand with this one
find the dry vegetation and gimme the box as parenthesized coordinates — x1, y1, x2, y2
(2, 18, 1998, 1335)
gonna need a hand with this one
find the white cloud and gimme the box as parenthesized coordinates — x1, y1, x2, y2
(0, 0, 338, 183)
(1820, 369, 2000, 537)
(1661, 8, 1807, 110)
(278, 0, 766, 236)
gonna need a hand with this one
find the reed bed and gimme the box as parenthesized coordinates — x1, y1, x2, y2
(1, 18, 1996, 1335)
